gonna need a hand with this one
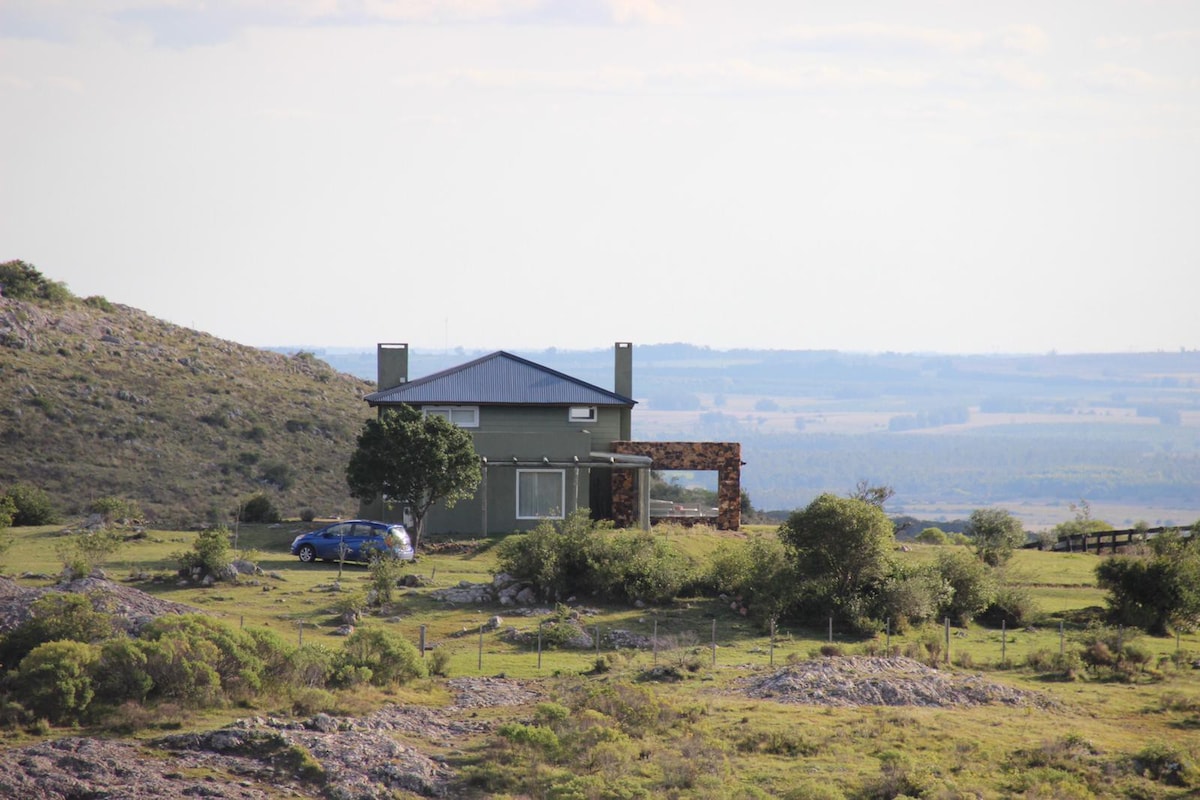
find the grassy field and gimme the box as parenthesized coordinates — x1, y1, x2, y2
(3, 522, 1200, 798)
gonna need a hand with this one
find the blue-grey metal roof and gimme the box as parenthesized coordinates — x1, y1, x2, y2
(365, 351, 636, 407)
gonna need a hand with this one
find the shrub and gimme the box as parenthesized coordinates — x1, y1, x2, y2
(82, 295, 115, 312)
(0, 260, 71, 303)
(0, 494, 14, 530)
(336, 628, 426, 687)
(16, 640, 99, 724)
(876, 567, 951, 630)
(428, 647, 452, 677)
(497, 511, 692, 606)
(176, 526, 233, 579)
(238, 493, 281, 524)
(92, 637, 153, 706)
(367, 552, 407, 606)
(935, 549, 996, 625)
(980, 584, 1040, 628)
(915, 527, 949, 545)
(1134, 741, 1195, 785)
(288, 643, 337, 688)
(139, 614, 267, 703)
(4, 482, 59, 526)
(88, 496, 143, 525)
(55, 529, 124, 578)
(299, 508, 317, 523)
(0, 592, 117, 668)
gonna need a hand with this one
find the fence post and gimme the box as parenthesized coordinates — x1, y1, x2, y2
(944, 617, 950, 664)
(886, 618, 891, 654)
(1001, 620, 1007, 665)
(653, 619, 658, 666)
(595, 626, 601, 658)
(537, 621, 543, 670)
(828, 617, 833, 644)
(1059, 620, 1065, 655)
(298, 621, 303, 646)
(769, 619, 776, 667)
(477, 625, 483, 672)
(419, 625, 427, 658)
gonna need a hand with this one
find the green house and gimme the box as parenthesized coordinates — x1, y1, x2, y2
(362, 342, 744, 536)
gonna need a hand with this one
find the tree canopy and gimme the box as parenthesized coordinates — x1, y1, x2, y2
(777, 493, 895, 627)
(345, 404, 481, 549)
(1096, 529, 1200, 635)
(965, 508, 1026, 566)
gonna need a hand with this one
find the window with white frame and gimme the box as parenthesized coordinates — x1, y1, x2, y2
(516, 469, 565, 519)
(424, 406, 479, 427)
(568, 406, 597, 422)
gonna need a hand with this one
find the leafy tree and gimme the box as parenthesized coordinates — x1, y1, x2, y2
(1050, 499, 1112, 545)
(3, 482, 59, 526)
(1095, 530, 1200, 635)
(849, 480, 895, 509)
(965, 508, 1026, 566)
(777, 493, 895, 628)
(915, 527, 949, 545)
(346, 404, 481, 550)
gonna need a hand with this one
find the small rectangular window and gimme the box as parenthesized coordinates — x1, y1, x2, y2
(517, 470, 565, 519)
(568, 406, 597, 423)
(424, 406, 479, 427)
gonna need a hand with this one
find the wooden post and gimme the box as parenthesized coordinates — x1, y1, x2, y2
(1001, 619, 1007, 665)
(886, 618, 891, 654)
(595, 626, 601, 658)
(537, 621, 543, 670)
(828, 617, 833, 643)
(419, 625, 427, 658)
(653, 619, 658, 666)
(477, 625, 483, 672)
(944, 617, 950, 664)
(298, 621, 303, 646)
(769, 619, 776, 667)
(1059, 620, 1065, 655)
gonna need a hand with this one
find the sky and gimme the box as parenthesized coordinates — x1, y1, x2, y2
(2, 1, 1198, 356)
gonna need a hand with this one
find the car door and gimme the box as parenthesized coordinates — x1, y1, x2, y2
(318, 523, 355, 560)
(345, 522, 377, 561)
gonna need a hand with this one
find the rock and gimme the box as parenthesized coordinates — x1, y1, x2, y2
(333, 625, 355, 636)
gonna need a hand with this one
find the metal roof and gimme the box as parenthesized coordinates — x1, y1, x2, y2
(364, 351, 636, 407)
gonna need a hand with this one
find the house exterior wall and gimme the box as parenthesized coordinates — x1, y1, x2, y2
(372, 404, 623, 535)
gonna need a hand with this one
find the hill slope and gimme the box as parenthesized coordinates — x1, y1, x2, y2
(0, 289, 374, 527)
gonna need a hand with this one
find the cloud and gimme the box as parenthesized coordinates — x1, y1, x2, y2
(394, 59, 932, 94)
(0, 0, 678, 47)
(776, 22, 1049, 57)
(1080, 64, 1171, 93)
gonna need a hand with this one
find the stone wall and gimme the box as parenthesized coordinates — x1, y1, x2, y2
(610, 441, 742, 531)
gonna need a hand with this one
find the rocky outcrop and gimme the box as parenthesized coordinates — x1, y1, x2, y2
(0, 679, 545, 799)
(743, 656, 1058, 709)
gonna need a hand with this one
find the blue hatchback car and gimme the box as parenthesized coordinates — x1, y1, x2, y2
(290, 520, 414, 564)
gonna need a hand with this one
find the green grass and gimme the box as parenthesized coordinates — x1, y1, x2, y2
(4, 522, 1200, 798)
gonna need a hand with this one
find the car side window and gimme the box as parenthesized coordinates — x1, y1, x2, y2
(324, 523, 352, 538)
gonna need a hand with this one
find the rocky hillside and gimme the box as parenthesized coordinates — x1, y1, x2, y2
(0, 267, 376, 528)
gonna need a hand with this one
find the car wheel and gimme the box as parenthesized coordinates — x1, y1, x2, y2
(297, 544, 317, 563)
